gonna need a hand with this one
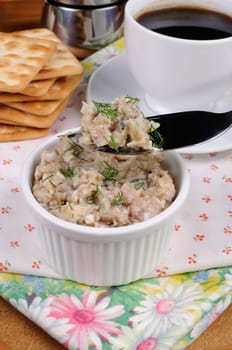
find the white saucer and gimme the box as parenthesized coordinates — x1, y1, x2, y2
(87, 53, 232, 154)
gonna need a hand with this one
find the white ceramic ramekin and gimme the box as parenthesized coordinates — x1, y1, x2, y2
(21, 130, 190, 286)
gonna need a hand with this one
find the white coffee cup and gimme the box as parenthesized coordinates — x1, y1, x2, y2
(124, 0, 232, 113)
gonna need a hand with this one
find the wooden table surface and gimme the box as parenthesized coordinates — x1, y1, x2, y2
(0, 1, 231, 349)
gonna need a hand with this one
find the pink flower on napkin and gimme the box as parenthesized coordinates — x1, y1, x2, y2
(48, 291, 124, 349)
(128, 281, 203, 338)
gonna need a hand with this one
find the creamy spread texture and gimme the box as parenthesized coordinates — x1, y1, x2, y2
(32, 96, 175, 227)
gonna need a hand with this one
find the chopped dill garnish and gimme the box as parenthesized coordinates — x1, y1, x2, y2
(49, 179, 56, 187)
(134, 181, 145, 190)
(93, 101, 118, 119)
(86, 185, 102, 204)
(68, 140, 87, 162)
(60, 167, 75, 178)
(86, 196, 94, 204)
(125, 95, 140, 103)
(148, 120, 164, 148)
(106, 136, 119, 152)
(73, 149, 88, 162)
(41, 174, 53, 183)
(101, 161, 119, 181)
(149, 128, 164, 148)
(71, 143, 83, 156)
(111, 192, 125, 206)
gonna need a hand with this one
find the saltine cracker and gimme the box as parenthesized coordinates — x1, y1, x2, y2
(0, 32, 57, 92)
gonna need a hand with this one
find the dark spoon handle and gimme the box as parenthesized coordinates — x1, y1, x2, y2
(148, 110, 232, 150)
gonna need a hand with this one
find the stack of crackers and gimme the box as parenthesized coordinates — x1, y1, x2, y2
(0, 28, 84, 142)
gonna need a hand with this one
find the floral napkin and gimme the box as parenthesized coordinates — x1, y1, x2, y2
(0, 38, 232, 350)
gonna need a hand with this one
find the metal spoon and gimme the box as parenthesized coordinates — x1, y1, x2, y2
(68, 110, 232, 154)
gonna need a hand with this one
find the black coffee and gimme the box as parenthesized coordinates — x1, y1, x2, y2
(137, 7, 232, 40)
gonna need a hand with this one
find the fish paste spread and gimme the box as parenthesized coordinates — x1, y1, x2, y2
(32, 95, 176, 227)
